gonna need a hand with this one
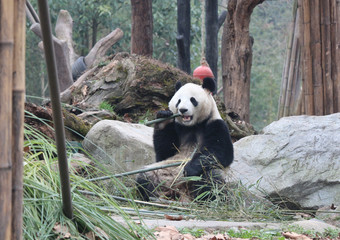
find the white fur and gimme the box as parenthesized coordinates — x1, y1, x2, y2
(168, 83, 221, 126)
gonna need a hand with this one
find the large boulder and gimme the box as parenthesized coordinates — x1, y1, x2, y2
(83, 120, 155, 173)
(229, 113, 340, 209)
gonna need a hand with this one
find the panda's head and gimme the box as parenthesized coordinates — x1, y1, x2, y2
(169, 77, 221, 126)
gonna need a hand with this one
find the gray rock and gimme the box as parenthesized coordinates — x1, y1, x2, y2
(83, 120, 155, 173)
(228, 113, 340, 209)
(289, 219, 339, 233)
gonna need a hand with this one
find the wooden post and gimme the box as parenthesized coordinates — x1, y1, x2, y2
(0, 0, 14, 239)
(11, 0, 26, 239)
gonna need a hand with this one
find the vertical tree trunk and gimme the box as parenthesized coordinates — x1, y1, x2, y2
(221, 0, 264, 123)
(205, 0, 218, 81)
(0, 0, 14, 239)
(11, 0, 25, 239)
(92, 17, 98, 48)
(130, 0, 153, 57)
(176, 0, 191, 74)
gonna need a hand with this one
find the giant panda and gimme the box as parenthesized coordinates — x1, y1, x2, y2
(136, 77, 234, 201)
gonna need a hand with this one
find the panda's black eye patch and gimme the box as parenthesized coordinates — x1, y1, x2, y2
(190, 97, 198, 107)
(176, 99, 181, 108)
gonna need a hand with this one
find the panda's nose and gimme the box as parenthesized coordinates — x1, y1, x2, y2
(179, 108, 188, 114)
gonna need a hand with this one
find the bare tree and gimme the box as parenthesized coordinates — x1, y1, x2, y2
(130, 0, 153, 57)
(221, 0, 265, 123)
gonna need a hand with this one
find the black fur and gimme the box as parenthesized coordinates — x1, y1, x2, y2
(175, 81, 182, 92)
(202, 77, 216, 94)
(154, 119, 233, 174)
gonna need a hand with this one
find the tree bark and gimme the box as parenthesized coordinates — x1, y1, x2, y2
(176, 0, 191, 74)
(221, 0, 264, 123)
(130, 0, 153, 57)
(205, 0, 227, 86)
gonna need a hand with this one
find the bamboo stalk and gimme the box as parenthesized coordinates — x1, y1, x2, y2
(278, 0, 297, 118)
(284, 8, 300, 117)
(330, 0, 337, 113)
(11, 0, 26, 239)
(289, 41, 301, 115)
(334, 0, 340, 112)
(87, 161, 182, 182)
(310, 0, 323, 116)
(301, 0, 314, 115)
(144, 113, 181, 126)
(321, 0, 333, 115)
(0, 0, 14, 239)
(78, 190, 190, 211)
(37, 0, 73, 219)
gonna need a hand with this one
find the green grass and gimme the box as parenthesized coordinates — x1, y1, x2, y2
(23, 123, 153, 239)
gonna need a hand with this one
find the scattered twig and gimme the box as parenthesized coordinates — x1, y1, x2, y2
(78, 190, 191, 211)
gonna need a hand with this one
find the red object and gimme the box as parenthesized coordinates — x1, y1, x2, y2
(193, 58, 214, 80)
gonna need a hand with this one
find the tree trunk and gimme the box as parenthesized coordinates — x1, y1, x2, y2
(176, 0, 191, 74)
(205, 0, 218, 81)
(221, 0, 264, 123)
(130, 0, 153, 57)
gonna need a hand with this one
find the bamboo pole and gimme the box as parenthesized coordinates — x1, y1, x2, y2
(0, 0, 14, 239)
(334, 0, 340, 112)
(278, 0, 297, 118)
(310, 0, 324, 116)
(289, 41, 301, 115)
(330, 0, 338, 112)
(11, 0, 26, 239)
(301, 0, 314, 115)
(321, 0, 333, 115)
(284, 8, 300, 117)
(37, 0, 73, 219)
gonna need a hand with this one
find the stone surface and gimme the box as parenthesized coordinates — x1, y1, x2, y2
(289, 219, 339, 233)
(228, 113, 340, 209)
(83, 120, 155, 173)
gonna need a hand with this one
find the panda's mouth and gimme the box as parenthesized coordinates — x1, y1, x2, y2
(181, 115, 193, 122)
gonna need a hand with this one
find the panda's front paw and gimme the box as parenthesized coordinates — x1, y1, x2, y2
(184, 163, 202, 177)
(156, 110, 173, 119)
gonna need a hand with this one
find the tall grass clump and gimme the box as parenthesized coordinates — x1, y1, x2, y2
(23, 122, 152, 239)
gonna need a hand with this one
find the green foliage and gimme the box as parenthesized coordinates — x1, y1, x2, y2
(282, 224, 340, 239)
(227, 228, 285, 240)
(99, 101, 115, 113)
(180, 228, 205, 238)
(23, 123, 152, 239)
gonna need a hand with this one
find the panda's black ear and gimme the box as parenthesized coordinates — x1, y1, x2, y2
(202, 77, 216, 94)
(175, 81, 182, 92)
